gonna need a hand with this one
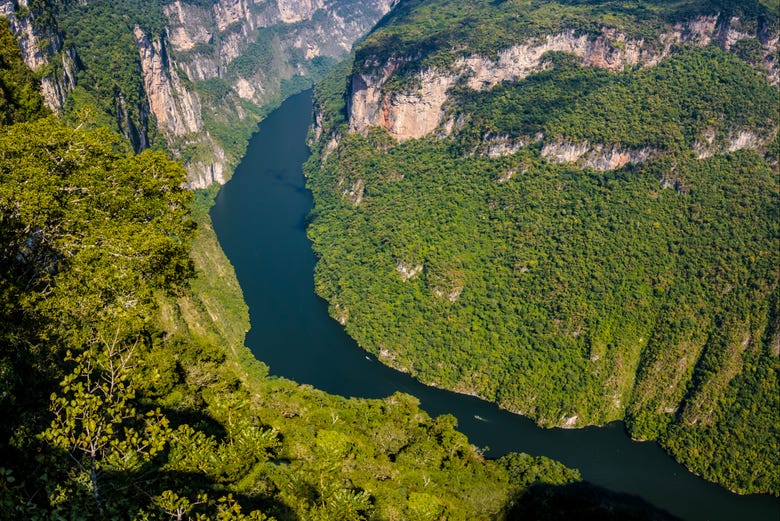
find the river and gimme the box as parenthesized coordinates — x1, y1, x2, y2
(210, 89, 780, 521)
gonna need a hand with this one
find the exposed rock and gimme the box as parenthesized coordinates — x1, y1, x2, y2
(0, 0, 51, 70)
(583, 146, 656, 170)
(342, 178, 364, 205)
(561, 414, 579, 428)
(278, 0, 324, 24)
(213, 0, 257, 32)
(692, 127, 717, 159)
(432, 287, 462, 302)
(0, 0, 397, 186)
(727, 130, 763, 152)
(0, 0, 77, 113)
(235, 77, 263, 100)
(134, 26, 232, 188)
(378, 70, 457, 140)
(694, 128, 770, 159)
(160, 0, 398, 184)
(720, 16, 754, 50)
(39, 47, 77, 113)
(663, 14, 719, 48)
(397, 261, 423, 281)
(321, 136, 339, 163)
(163, 1, 214, 52)
(333, 303, 348, 325)
(541, 140, 592, 164)
(540, 139, 658, 170)
(219, 29, 249, 65)
(187, 137, 229, 189)
(134, 26, 203, 137)
(348, 55, 419, 135)
(660, 175, 687, 194)
(460, 28, 657, 91)
(116, 91, 149, 151)
(484, 135, 530, 158)
(347, 13, 779, 142)
(497, 169, 515, 183)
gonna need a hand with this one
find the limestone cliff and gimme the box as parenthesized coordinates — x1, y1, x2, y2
(347, 13, 778, 150)
(158, 0, 397, 186)
(134, 27, 202, 138)
(164, 0, 398, 186)
(133, 25, 227, 187)
(0, 0, 76, 113)
(165, 0, 397, 101)
(1, 0, 397, 187)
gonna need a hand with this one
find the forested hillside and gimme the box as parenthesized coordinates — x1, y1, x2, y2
(0, 19, 602, 520)
(306, 0, 780, 495)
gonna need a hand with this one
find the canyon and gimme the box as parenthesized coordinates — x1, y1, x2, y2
(0, 0, 397, 187)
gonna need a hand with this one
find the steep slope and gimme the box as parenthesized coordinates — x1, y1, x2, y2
(0, 23, 600, 521)
(306, 0, 780, 495)
(0, 0, 397, 187)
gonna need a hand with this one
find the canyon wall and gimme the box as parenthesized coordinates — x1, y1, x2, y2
(347, 13, 778, 161)
(0, 0, 76, 113)
(0, 0, 397, 187)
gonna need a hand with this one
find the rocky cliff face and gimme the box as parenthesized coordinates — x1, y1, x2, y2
(165, 0, 397, 100)
(133, 25, 229, 187)
(135, 27, 202, 138)
(1, 0, 397, 187)
(159, 0, 397, 186)
(0, 0, 77, 113)
(347, 13, 778, 148)
(164, 0, 398, 186)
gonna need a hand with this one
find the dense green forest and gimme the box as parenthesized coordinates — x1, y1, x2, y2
(307, 0, 779, 495)
(0, 17, 618, 521)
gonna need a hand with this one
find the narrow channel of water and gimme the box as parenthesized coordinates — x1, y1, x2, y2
(210, 89, 780, 521)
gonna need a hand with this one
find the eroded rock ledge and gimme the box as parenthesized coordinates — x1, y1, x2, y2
(347, 14, 778, 144)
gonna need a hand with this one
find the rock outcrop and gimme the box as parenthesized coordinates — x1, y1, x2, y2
(347, 14, 778, 143)
(134, 27, 203, 138)
(541, 140, 658, 171)
(0, 0, 77, 113)
(164, 0, 398, 98)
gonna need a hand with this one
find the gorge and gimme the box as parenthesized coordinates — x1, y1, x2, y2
(212, 87, 780, 521)
(0, 0, 778, 518)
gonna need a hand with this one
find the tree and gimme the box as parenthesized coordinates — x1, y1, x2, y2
(43, 321, 171, 515)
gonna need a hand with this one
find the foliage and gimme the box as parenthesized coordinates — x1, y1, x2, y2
(0, 19, 49, 124)
(448, 48, 777, 153)
(43, 339, 172, 517)
(55, 0, 167, 149)
(0, 45, 582, 520)
(306, 1, 780, 496)
(0, 113, 526, 519)
(0, 115, 195, 517)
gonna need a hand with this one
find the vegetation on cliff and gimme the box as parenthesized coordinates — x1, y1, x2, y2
(355, 0, 777, 91)
(0, 19, 48, 123)
(306, 0, 780, 495)
(0, 22, 593, 520)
